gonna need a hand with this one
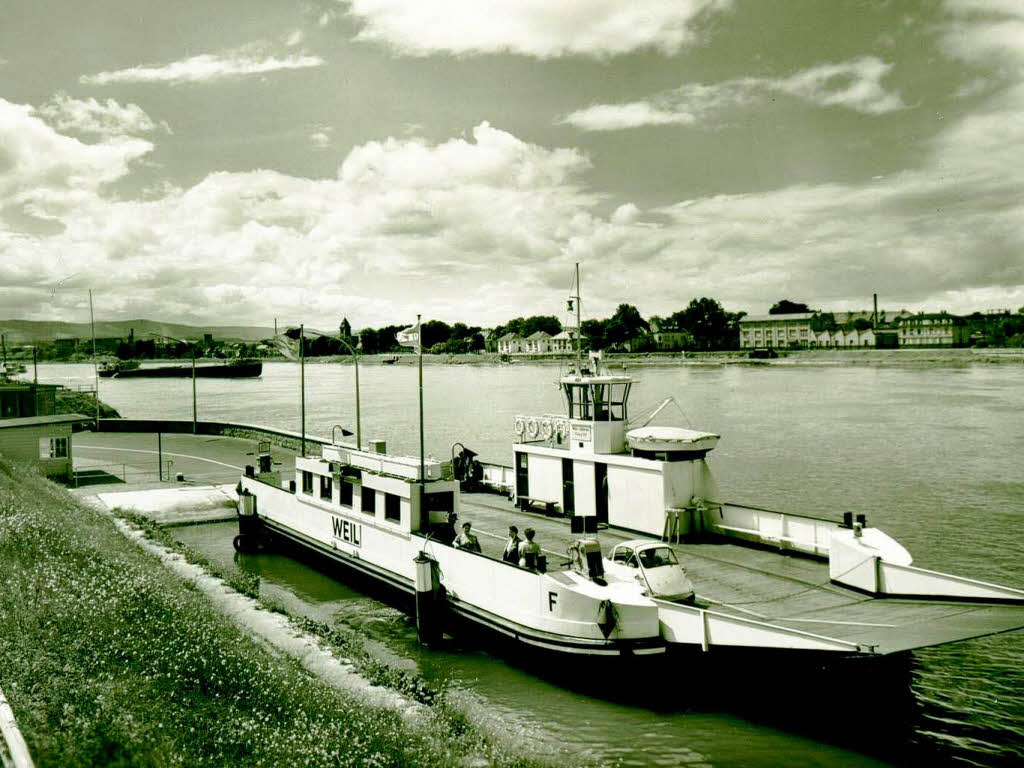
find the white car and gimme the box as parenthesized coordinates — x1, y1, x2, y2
(604, 540, 695, 603)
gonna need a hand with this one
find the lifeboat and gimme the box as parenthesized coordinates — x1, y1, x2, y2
(626, 426, 720, 455)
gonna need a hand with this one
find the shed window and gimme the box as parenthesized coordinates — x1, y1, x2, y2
(38, 437, 68, 459)
(320, 475, 332, 501)
(301, 470, 313, 494)
(360, 487, 375, 515)
(339, 480, 352, 507)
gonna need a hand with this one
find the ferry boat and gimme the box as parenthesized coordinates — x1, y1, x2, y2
(233, 270, 1024, 659)
(234, 439, 665, 656)
(233, 346, 1024, 661)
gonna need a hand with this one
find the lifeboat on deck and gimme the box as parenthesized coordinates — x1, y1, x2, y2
(626, 426, 720, 457)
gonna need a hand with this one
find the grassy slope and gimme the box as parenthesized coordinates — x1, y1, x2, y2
(0, 459, 546, 768)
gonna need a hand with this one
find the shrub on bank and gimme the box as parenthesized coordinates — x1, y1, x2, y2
(0, 459, 554, 767)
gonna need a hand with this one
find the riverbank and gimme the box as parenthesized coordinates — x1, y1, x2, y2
(278, 347, 1024, 367)
(0, 458, 566, 767)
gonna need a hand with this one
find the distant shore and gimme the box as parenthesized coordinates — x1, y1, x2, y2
(34, 346, 1024, 369)
(288, 347, 1024, 367)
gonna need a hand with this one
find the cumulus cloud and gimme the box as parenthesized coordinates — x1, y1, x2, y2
(35, 92, 169, 138)
(0, 111, 600, 324)
(80, 49, 325, 86)
(0, 98, 152, 224)
(562, 57, 905, 130)
(5, 0, 1024, 332)
(343, 0, 731, 58)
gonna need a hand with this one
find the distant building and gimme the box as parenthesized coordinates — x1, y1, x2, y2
(0, 413, 92, 481)
(549, 328, 578, 354)
(740, 313, 815, 349)
(498, 328, 577, 356)
(893, 313, 969, 347)
(497, 332, 525, 355)
(740, 310, 924, 349)
(649, 321, 689, 351)
(339, 317, 352, 339)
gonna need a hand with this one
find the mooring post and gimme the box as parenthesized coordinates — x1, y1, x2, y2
(413, 552, 442, 647)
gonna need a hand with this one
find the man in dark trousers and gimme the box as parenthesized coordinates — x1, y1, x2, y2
(502, 525, 522, 563)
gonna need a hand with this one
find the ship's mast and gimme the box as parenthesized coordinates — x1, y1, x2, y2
(573, 262, 582, 371)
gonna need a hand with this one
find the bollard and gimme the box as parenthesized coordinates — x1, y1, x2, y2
(413, 553, 442, 647)
(176, 472, 185, 482)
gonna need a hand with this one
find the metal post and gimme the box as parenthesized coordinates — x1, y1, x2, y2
(32, 346, 37, 385)
(354, 349, 362, 451)
(157, 432, 163, 481)
(300, 324, 306, 458)
(89, 290, 99, 425)
(191, 349, 197, 434)
(418, 314, 424, 480)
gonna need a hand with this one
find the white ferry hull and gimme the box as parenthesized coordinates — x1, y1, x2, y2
(238, 475, 665, 658)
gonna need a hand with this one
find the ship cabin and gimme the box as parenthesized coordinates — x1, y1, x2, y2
(512, 362, 721, 540)
(254, 440, 461, 557)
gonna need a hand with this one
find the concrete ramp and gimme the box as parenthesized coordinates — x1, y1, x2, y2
(96, 484, 239, 525)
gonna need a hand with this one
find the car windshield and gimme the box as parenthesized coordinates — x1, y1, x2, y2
(638, 547, 678, 568)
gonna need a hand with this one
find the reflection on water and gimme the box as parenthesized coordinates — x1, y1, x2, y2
(42, 361, 1024, 766)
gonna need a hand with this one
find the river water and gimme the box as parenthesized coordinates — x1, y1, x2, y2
(42, 360, 1024, 766)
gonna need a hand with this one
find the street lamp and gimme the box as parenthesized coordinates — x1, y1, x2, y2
(281, 326, 361, 456)
(147, 333, 198, 434)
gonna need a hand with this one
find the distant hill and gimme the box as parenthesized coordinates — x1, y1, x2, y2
(0, 319, 275, 344)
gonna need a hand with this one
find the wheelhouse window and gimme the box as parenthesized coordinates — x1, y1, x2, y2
(319, 474, 333, 501)
(384, 493, 401, 523)
(338, 480, 353, 507)
(301, 470, 314, 494)
(360, 487, 375, 515)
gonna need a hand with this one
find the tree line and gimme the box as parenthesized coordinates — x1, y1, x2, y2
(350, 297, 746, 355)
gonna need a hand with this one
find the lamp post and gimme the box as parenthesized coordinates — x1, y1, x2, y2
(147, 333, 198, 433)
(282, 326, 362, 454)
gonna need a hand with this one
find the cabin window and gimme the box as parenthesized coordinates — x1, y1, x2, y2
(319, 475, 332, 501)
(360, 487, 375, 515)
(38, 437, 68, 459)
(384, 493, 401, 523)
(338, 480, 353, 507)
(301, 470, 314, 494)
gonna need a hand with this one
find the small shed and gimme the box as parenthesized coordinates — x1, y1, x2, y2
(0, 413, 93, 481)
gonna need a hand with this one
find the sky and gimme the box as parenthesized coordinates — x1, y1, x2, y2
(1, 0, 1023, 329)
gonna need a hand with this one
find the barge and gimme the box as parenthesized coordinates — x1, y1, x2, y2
(100, 359, 262, 378)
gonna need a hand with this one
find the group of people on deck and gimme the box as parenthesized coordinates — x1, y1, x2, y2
(498, 525, 542, 568)
(442, 515, 542, 569)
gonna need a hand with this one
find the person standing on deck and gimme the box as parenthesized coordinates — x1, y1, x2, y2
(454, 522, 482, 553)
(502, 526, 522, 563)
(519, 528, 541, 568)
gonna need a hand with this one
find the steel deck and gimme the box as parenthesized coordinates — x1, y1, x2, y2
(459, 492, 1024, 654)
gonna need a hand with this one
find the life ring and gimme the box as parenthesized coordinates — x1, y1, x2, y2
(555, 420, 567, 439)
(540, 419, 554, 440)
(514, 417, 526, 435)
(526, 418, 539, 439)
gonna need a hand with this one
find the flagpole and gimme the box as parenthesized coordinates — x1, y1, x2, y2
(300, 323, 306, 458)
(417, 314, 424, 490)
